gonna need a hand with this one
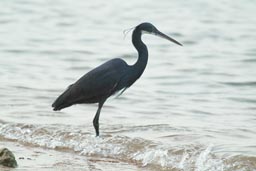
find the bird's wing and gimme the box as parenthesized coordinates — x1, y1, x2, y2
(52, 58, 127, 110)
(77, 65, 123, 100)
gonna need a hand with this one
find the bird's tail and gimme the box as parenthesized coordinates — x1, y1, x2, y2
(52, 85, 73, 111)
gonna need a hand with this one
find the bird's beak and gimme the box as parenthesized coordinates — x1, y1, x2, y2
(155, 30, 182, 46)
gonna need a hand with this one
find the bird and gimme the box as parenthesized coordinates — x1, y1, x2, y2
(52, 22, 182, 136)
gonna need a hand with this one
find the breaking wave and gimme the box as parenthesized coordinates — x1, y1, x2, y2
(0, 122, 255, 171)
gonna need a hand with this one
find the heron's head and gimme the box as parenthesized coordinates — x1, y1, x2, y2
(136, 22, 182, 46)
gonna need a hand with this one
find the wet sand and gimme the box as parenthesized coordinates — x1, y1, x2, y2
(0, 140, 144, 171)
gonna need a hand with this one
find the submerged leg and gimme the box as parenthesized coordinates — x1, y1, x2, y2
(93, 100, 106, 136)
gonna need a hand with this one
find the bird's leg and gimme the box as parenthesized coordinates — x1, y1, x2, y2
(93, 100, 105, 136)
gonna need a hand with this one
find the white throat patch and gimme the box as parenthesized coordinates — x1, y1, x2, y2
(141, 30, 151, 35)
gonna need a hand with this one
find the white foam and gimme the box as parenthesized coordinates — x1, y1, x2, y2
(0, 123, 254, 171)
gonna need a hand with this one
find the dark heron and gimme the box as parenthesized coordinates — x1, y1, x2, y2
(52, 22, 182, 136)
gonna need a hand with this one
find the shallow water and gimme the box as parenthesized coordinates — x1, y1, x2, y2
(0, 0, 256, 170)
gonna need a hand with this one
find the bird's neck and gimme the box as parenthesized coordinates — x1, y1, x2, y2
(132, 29, 148, 76)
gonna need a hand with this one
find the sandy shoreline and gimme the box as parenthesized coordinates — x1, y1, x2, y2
(0, 139, 144, 171)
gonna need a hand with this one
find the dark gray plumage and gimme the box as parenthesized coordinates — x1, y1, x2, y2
(52, 22, 182, 136)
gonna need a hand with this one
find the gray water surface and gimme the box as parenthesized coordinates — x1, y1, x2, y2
(0, 0, 256, 170)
